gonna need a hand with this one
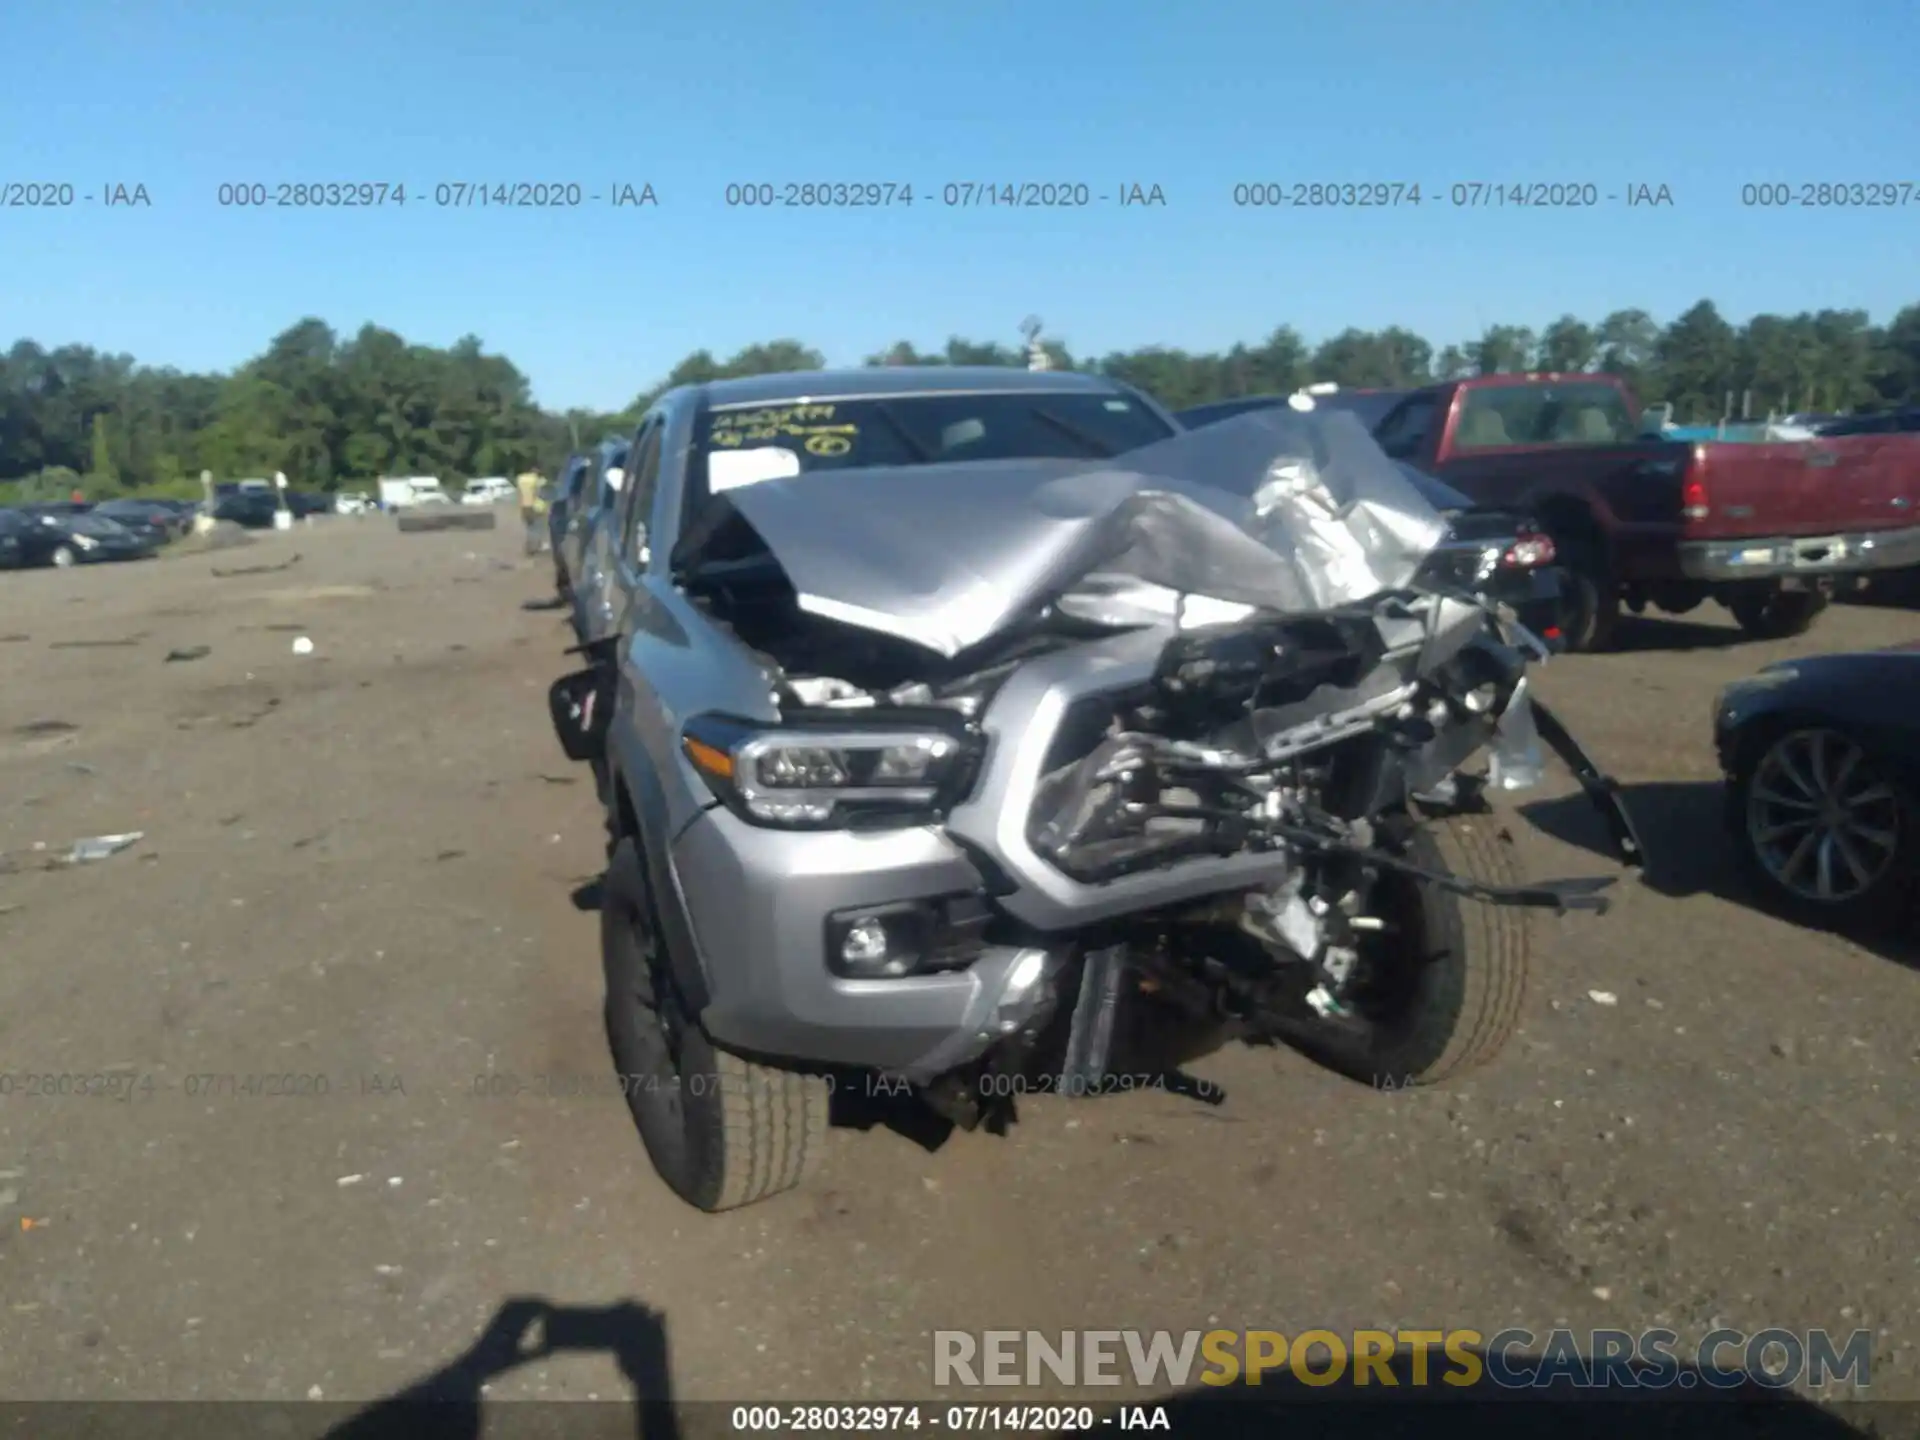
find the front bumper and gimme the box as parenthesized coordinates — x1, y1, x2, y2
(1678, 523, 1920, 581)
(669, 805, 1062, 1080)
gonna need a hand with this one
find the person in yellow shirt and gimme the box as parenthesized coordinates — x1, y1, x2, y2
(515, 469, 546, 555)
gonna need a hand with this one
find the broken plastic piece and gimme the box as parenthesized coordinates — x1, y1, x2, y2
(1489, 686, 1546, 791)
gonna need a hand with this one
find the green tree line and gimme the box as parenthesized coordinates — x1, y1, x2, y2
(4, 299, 1917, 501)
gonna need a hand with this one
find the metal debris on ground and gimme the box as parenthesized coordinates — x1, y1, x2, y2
(291, 636, 315, 655)
(211, 554, 301, 578)
(164, 646, 212, 663)
(68, 833, 144, 864)
(0, 832, 144, 874)
(1589, 989, 1620, 1006)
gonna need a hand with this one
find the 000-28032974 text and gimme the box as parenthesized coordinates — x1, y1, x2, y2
(727, 1404, 1113, 1431)
(0, 1072, 407, 1100)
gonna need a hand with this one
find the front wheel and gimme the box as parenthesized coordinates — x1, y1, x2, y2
(50, 545, 77, 569)
(1286, 815, 1532, 1089)
(1728, 585, 1826, 640)
(600, 835, 828, 1212)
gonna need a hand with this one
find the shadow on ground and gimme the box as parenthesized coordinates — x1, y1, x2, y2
(315, 1325, 1885, 1439)
(324, 1298, 678, 1439)
(1608, 613, 1752, 652)
(1520, 780, 1917, 969)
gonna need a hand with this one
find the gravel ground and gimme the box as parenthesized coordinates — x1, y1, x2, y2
(0, 519, 1914, 1431)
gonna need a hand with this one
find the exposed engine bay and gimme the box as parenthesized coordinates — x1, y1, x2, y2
(665, 404, 1646, 1111)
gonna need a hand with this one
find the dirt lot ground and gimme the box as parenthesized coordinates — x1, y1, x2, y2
(0, 517, 1915, 1425)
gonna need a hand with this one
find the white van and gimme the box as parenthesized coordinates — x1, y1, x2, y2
(460, 476, 515, 506)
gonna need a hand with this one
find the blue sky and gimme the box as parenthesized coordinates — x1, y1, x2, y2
(3, 0, 1915, 412)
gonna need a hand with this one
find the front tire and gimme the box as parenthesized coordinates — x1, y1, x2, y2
(1289, 814, 1532, 1089)
(1728, 585, 1826, 640)
(600, 835, 827, 1212)
(50, 545, 76, 569)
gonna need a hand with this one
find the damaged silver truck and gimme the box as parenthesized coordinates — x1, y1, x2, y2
(547, 369, 1645, 1213)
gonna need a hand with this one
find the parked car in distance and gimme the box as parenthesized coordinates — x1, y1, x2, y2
(1814, 407, 1920, 438)
(213, 490, 284, 529)
(1361, 373, 1920, 650)
(1715, 642, 1920, 929)
(335, 491, 375, 515)
(549, 455, 592, 597)
(90, 497, 179, 546)
(1176, 395, 1563, 647)
(0, 507, 64, 568)
(559, 439, 631, 635)
(461, 476, 515, 506)
(6, 508, 158, 566)
(377, 476, 449, 509)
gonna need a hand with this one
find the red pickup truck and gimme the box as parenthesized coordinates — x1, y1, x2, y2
(1363, 374, 1920, 650)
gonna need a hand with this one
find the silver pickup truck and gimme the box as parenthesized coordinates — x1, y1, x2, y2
(546, 367, 1641, 1212)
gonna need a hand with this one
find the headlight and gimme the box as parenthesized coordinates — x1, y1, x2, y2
(73, 534, 97, 550)
(681, 713, 974, 828)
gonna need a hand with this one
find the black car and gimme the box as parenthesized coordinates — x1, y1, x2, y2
(286, 490, 333, 518)
(1714, 644, 1920, 927)
(2, 507, 157, 567)
(1813, 407, 1920, 437)
(1173, 394, 1562, 647)
(0, 508, 62, 568)
(91, 498, 179, 546)
(213, 491, 285, 528)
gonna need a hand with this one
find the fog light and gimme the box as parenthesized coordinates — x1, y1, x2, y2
(833, 913, 918, 978)
(842, 917, 891, 967)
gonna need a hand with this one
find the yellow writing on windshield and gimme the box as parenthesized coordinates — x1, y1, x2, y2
(711, 403, 860, 450)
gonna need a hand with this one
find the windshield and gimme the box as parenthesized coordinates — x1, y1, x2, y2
(697, 388, 1175, 492)
(68, 514, 127, 536)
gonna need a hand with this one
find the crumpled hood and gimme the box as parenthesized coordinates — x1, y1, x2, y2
(705, 407, 1452, 658)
